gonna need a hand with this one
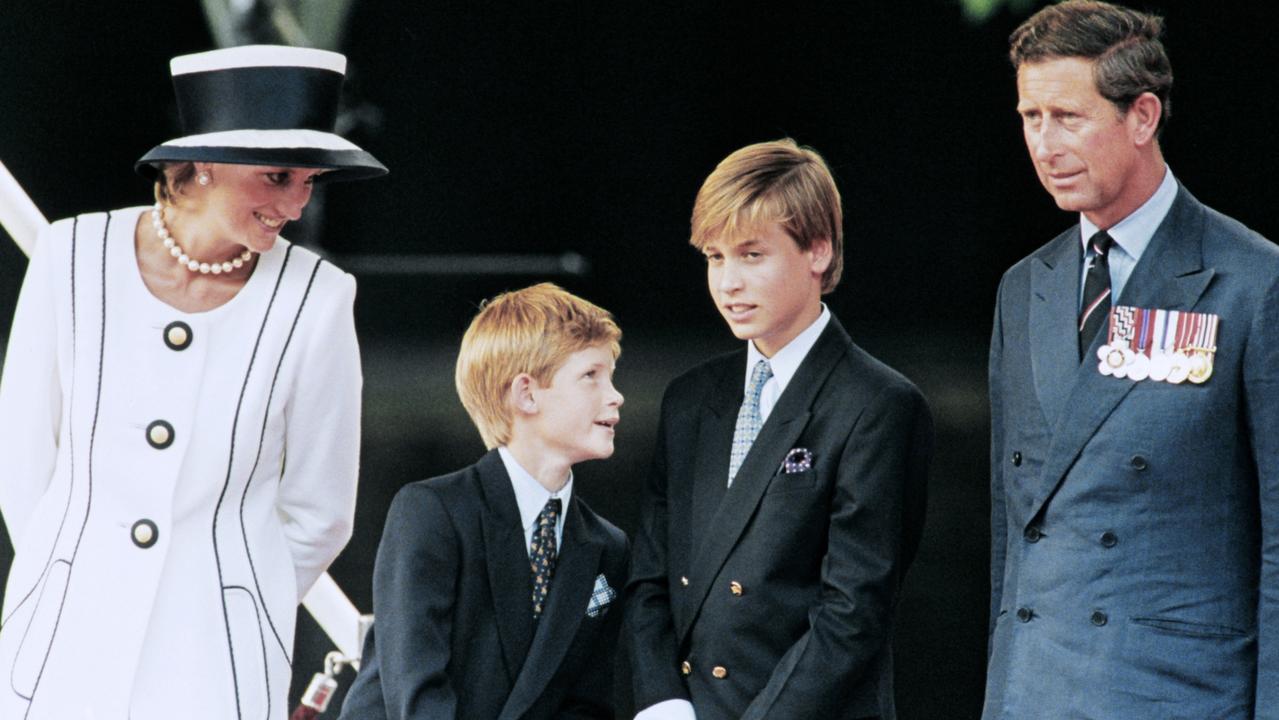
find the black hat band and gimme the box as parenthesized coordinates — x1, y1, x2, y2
(174, 66, 343, 135)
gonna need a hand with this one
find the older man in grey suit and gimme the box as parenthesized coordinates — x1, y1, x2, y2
(986, 2, 1279, 718)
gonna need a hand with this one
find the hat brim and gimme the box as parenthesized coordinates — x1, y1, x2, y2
(137, 138, 387, 184)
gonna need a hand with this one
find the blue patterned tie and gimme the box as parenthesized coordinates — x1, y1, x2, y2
(530, 497, 561, 619)
(728, 360, 773, 486)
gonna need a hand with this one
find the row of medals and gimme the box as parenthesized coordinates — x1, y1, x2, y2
(1096, 343, 1214, 384)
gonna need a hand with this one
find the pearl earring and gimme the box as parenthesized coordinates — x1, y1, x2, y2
(197, 172, 211, 186)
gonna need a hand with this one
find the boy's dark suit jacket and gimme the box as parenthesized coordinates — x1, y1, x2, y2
(626, 314, 933, 720)
(339, 450, 629, 720)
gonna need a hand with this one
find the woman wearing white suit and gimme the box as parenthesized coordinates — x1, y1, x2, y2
(0, 45, 385, 719)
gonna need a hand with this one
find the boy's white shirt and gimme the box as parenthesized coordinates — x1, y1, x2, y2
(746, 303, 831, 422)
(499, 445, 572, 553)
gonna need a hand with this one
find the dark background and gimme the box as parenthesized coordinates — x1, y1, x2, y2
(1, 2, 1276, 717)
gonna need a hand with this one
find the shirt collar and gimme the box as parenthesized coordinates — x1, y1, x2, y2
(498, 446, 573, 532)
(746, 304, 831, 396)
(1079, 165, 1177, 262)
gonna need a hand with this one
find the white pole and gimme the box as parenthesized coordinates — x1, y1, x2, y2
(302, 572, 363, 660)
(0, 158, 47, 254)
(0, 156, 367, 661)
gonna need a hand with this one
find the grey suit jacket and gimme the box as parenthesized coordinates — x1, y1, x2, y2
(339, 450, 629, 720)
(626, 314, 932, 720)
(985, 185, 1279, 719)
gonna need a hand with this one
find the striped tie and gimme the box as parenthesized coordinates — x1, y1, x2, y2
(1079, 230, 1114, 360)
(728, 360, 773, 486)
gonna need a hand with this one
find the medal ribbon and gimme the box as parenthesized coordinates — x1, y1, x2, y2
(1137, 308, 1153, 357)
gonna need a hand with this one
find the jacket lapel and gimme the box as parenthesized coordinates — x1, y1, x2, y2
(689, 358, 742, 553)
(1114, 187, 1215, 312)
(1029, 227, 1083, 428)
(498, 497, 604, 720)
(675, 318, 848, 642)
(1026, 187, 1214, 523)
(478, 451, 536, 684)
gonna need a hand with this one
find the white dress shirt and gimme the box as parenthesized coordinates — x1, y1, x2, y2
(746, 304, 831, 423)
(499, 446, 572, 553)
(1078, 165, 1177, 308)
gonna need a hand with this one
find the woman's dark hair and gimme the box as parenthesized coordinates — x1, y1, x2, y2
(153, 162, 197, 204)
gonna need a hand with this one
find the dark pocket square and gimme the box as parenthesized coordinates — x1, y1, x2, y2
(780, 447, 813, 474)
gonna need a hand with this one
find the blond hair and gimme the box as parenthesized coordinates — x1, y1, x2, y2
(690, 138, 843, 293)
(455, 282, 621, 449)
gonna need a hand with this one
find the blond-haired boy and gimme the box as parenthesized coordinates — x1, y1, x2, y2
(342, 283, 629, 720)
(626, 140, 932, 720)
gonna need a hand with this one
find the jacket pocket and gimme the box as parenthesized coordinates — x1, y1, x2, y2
(9, 560, 70, 698)
(764, 469, 818, 494)
(1117, 615, 1255, 710)
(1130, 616, 1249, 639)
(223, 587, 268, 715)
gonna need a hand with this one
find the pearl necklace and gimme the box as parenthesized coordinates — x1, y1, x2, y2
(151, 203, 254, 275)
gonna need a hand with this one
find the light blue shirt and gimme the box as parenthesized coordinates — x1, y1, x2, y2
(1078, 166, 1178, 309)
(498, 446, 572, 554)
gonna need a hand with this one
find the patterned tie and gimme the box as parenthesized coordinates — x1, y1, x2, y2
(1079, 230, 1114, 360)
(530, 497, 561, 619)
(728, 359, 773, 486)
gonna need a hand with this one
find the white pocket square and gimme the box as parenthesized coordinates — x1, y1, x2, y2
(586, 573, 616, 617)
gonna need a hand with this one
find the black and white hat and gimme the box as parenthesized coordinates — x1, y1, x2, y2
(137, 45, 387, 182)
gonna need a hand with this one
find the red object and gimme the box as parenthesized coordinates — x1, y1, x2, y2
(290, 706, 319, 720)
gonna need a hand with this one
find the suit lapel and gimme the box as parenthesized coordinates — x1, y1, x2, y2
(689, 358, 742, 552)
(478, 451, 536, 684)
(675, 318, 848, 642)
(1026, 187, 1214, 523)
(1029, 227, 1083, 427)
(1114, 187, 1215, 312)
(498, 497, 604, 720)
